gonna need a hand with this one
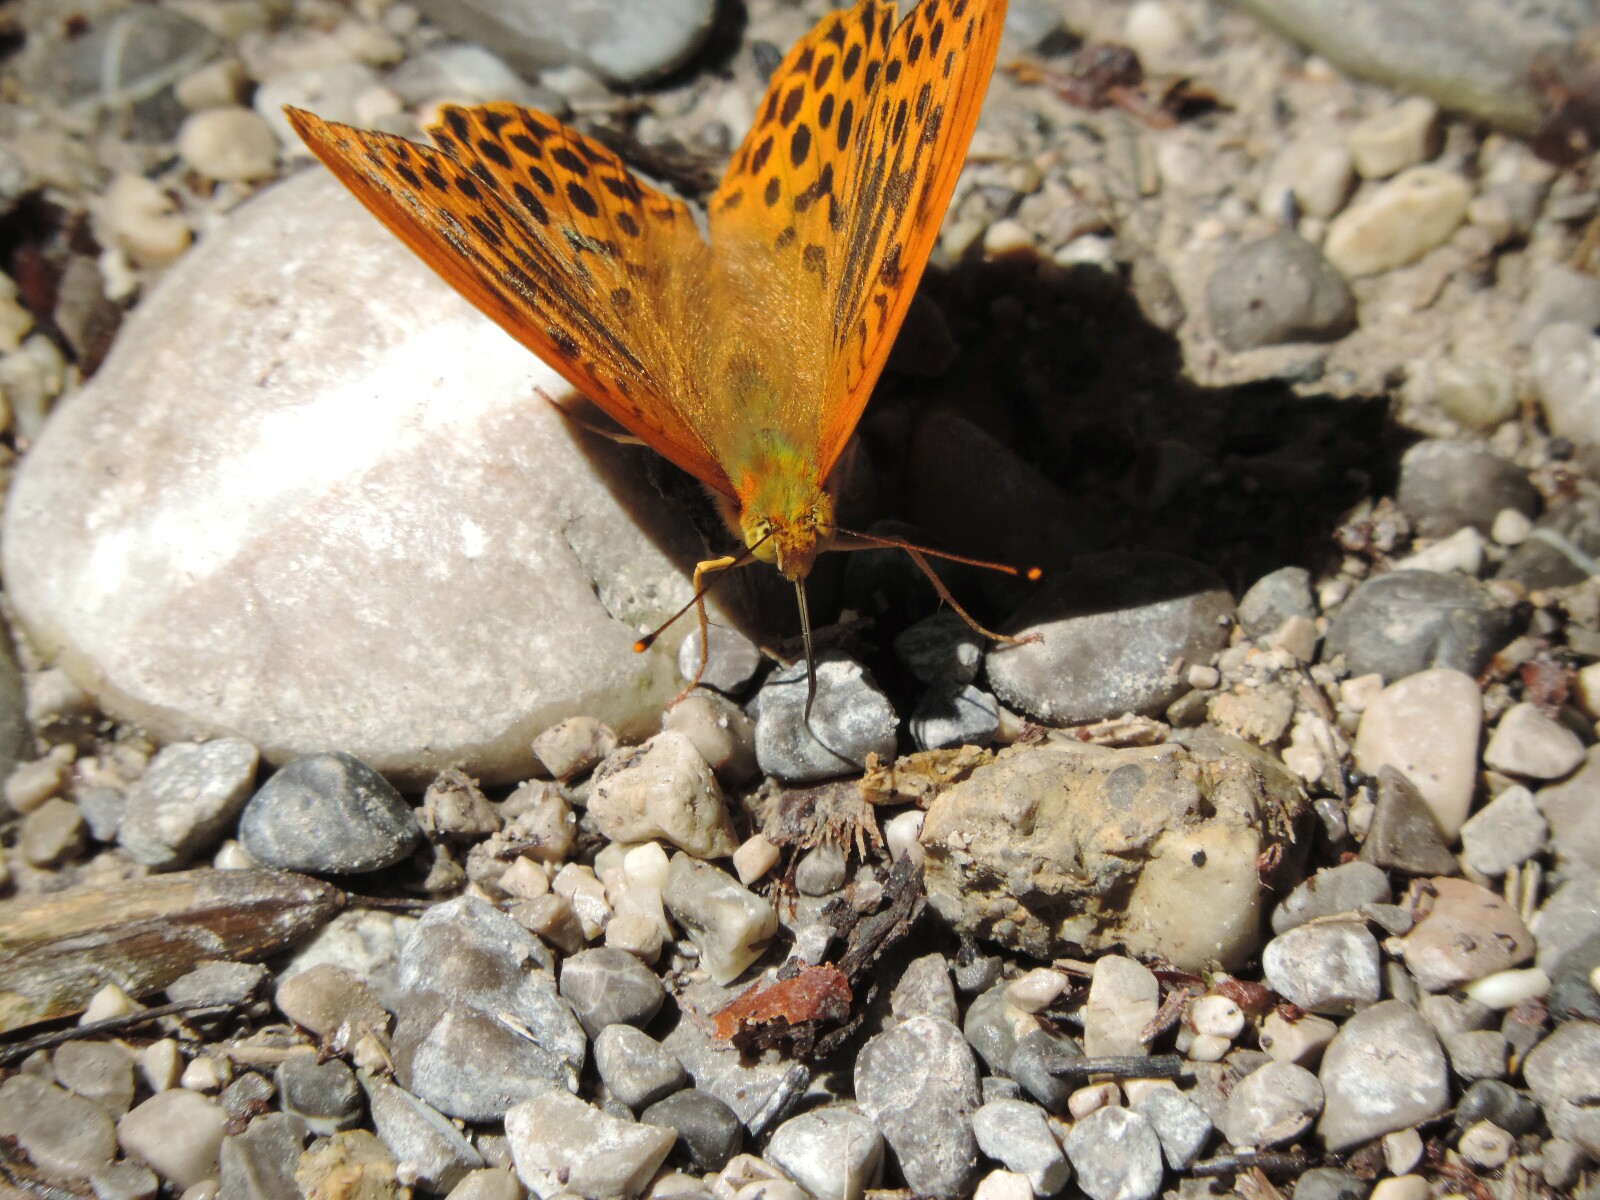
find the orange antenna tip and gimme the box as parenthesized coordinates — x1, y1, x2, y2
(633, 637, 653, 653)
(1026, 566, 1043, 581)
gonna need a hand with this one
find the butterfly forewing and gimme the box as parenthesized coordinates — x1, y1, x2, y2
(286, 103, 733, 496)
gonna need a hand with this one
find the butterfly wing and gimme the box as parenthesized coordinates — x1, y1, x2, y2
(706, 0, 1006, 484)
(287, 103, 734, 496)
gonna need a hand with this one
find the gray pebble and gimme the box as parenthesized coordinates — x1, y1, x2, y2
(677, 623, 763, 695)
(383, 43, 545, 108)
(1517, 262, 1600, 344)
(910, 683, 1000, 751)
(1205, 230, 1357, 352)
(118, 737, 259, 869)
(972, 1099, 1071, 1196)
(1008, 1028, 1083, 1113)
(1537, 748, 1600, 875)
(1394, 441, 1540, 539)
(890, 953, 961, 1025)
(1062, 1106, 1165, 1200)
(1221, 1061, 1323, 1148)
(220, 1072, 276, 1125)
(218, 1111, 304, 1200)
(504, 1091, 675, 1199)
(1455, 1078, 1542, 1135)
(239, 751, 420, 874)
(764, 1106, 885, 1200)
(794, 843, 848, 896)
(988, 552, 1233, 725)
(1318, 1000, 1449, 1151)
(364, 1076, 483, 1192)
(393, 997, 574, 1123)
(1131, 1086, 1212, 1170)
(1444, 1029, 1509, 1082)
(1323, 570, 1511, 681)
(1293, 1168, 1370, 1200)
(963, 983, 1031, 1076)
(981, 1077, 1024, 1104)
(40, 6, 218, 106)
(559, 947, 667, 1038)
(89, 1160, 161, 1200)
(166, 960, 269, 1007)
(1523, 1021, 1600, 1156)
(1460, 785, 1548, 876)
(894, 611, 984, 685)
(1359, 766, 1461, 877)
(594, 1025, 686, 1110)
(1237, 567, 1316, 641)
(855, 1016, 982, 1198)
(0, 1074, 117, 1181)
(640, 1089, 743, 1172)
(53, 1040, 135, 1114)
(753, 652, 898, 784)
(277, 1055, 362, 1134)
(1262, 923, 1382, 1014)
(1497, 496, 1600, 589)
(77, 785, 127, 842)
(953, 946, 1002, 994)
(1548, 933, 1600, 1022)
(1272, 861, 1392, 934)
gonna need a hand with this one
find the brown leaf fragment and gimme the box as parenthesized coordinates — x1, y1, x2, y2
(857, 746, 994, 808)
(713, 963, 852, 1042)
(0, 868, 343, 1033)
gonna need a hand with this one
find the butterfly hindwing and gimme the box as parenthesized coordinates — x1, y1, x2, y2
(286, 103, 732, 496)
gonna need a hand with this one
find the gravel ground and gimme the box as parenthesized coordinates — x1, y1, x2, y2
(1, 1, 1599, 1199)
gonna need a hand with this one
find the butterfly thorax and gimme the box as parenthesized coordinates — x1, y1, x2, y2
(725, 432, 836, 582)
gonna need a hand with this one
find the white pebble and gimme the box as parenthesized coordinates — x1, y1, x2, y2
(1462, 966, 1550, 1009)
(1006, 969, 1068, 1013)
(1371, 1176, 1429, 1200)
(984, 219, 1035, 257)
(884, 809, 926, 864)
(180, 1054, 227, 1092)
(1459, 1120, 1514, 1170)
(623, 841, 672, 891)
(1491, 508, 1533, 546)
(731, 833, 780, 885)
(212, 839, 255, 870)
(81, 984, 140, 1024)
(99, 174, 192, 268)
(1339, 673, 1385, 712)
(140, 1040, 181, 1092)
(1383, 1128, 1424, 1175)
(1324, 166, 1471, 277)
(178, 107, 281, 182)
(1188, 994, 1245, 1039)
(4, 756, 65, 814)
(1187, 664, 1220, 690)
(605, 912, 665, 961)
(1347, 96, 1440, 179)
(1186, 1033, 1232, 1062)
(974, 1170, 1034, 1200)
(499, 856, 550, 899)
(1123, 2, 1185, 69)
(1067, 1084, 1120, 1118)
(1269, 615, 1320, 663)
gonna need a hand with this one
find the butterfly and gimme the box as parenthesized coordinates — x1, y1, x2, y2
(287, 0, 1025, 699)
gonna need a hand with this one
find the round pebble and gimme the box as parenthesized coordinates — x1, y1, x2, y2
(239, 751, 420, 874)
(1062, 1107, 1165, 1200)
(177, 107, 279, 182)
(753, 652, 898, 784)
(1205, 231, 1356, 352)
(1324, 166, 1471, 277)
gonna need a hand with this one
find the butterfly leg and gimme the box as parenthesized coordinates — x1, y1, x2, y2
(830, 537, 1041, 648)
(539, 388, 648, 447)
(668, 553, 742, 707)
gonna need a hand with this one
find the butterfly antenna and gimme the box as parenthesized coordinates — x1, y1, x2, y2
(633, 542, 761, 656)
(796, 578, 818, 721)
(834, 526, 1043, 646)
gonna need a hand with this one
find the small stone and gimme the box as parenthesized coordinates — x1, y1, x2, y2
(1394, 441, 1540, 540)
(676, 624, 762, 695)
(1069, 1084, 1121, 1119)
(588, 732, 737, 858)
(640, 1090, 742, 1173)
(1221, 1061, 1323, 1148)
(911, 683, 1001, 751)
(1360, 766, 1461, 876)
(82, 984, 141, 1025)
(559, 947, 666, 1038)
(1458, 1119, 1514, 1169)
(1518, 264, 1600, 346)
(277, 1055, 361, 1134)
(988, 553, 1233, 726)
(1462, 966, 1549, 1010)
(445, 1169, 523, 1200)
(972, 1099, 1071, 1196)
(1455, 1078, 1541, 1135)
(217, 1111, 302, 1200)
(119, 737, 260, 869)
(0, 1074, 118, 1181)
(1084, 957, 1159, 1057)
(239, 751, 420, 874)
(20, 796, 86, 865)
(663, 853, 778, 984)
(1258, 1010, 1337, 1067)
(753, 652, 898, 784)
(1326, 572, 1509, 683)
(895, 611, 984, 685)
(98, 174, 191, 268)
(275, 964, 390, 1043)
(1444, 1029, 1508, 1080)
(1369, 1176, 1428, 1200)
(1206, 231, 1356, 352)
(764, 1106, 884, 1200)
(501, 782, 577, 863)
(1262, 923, 1381, 1014)
(504, 1091, 676, 1200)
(1131, 1086, 1211, 1170)
(973, 1171, 1032, 1200)
(179, 1054, 227, 1093)
(90, 1160, 161, 1200)
(1323, 166, 1471, 277)
(140, 1041, 181, 1093)
(5, 754, 66, 813)
(1272, 861, 1393, 934)
(1062, 1107, 1165, 1200)
(1537, 748, 1600, 873)
(1260, 136, 1355, 220)
(1400, 877, 1535, 992)
(1004, 1029, 1078, 1113)
(1317, 1000, 1449, 1152)
(532, 716, 617, 781)
(1292, 1169, 1370, 1200)
(794, 843, 848, 896)
(1347, 97, 1440, 178)
(594, 1025, 686, 1110)
(1483, 702, 1586, 780)
(419, 768, 501, 842)
(1006, 968, 1068, 1015)
(167, 960, 268, 1007)
(1435, 358, 1518, 431)
(855, 1016, 982, 1198)
(363, 1076, 483, 1193)
(731, 834, 780, 886)
(177, 108, 279, 182)
(1498, 493, 1600, 589)
(117, 1089, 228, 1190)
(1520, 1019, 1600, 1155)
(662, 690, 758, 785)
(1354, 671, 1483, 839)
(1460, 785, 1547, 876)
(54, 1041, 135, 1114)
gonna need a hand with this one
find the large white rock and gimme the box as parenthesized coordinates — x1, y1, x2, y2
(3, 171, 733, 785)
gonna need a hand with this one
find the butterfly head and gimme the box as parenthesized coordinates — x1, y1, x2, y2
(738, 488, 836, 582)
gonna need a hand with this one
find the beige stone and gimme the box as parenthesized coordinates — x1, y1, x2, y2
(1324, 167, 1471, 277)
(1353, 669, 1481, 838)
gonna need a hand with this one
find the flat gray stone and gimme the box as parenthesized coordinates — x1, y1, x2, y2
(1318, 1001, 1449, 1152)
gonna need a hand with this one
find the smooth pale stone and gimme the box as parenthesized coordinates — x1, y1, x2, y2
(3, 172, 728, 786)
(1084, 957, 1159, 1058)
(1346, 96, 1440, 179)
(1482, 702, 1586, 780)
(1324, 166, 1471, 277)
(1353, 669, 1481, 838)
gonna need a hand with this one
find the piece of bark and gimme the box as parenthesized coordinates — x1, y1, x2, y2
(0, 868, 343, 1033)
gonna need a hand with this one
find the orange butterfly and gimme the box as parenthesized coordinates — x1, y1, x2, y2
(288, 0, 1021, 693)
